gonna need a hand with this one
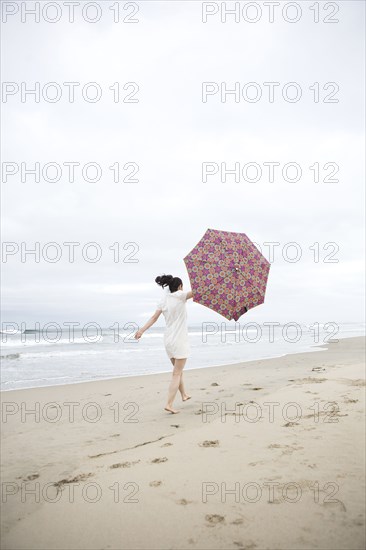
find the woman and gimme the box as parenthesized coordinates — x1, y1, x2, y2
(134, 274, 193, 414)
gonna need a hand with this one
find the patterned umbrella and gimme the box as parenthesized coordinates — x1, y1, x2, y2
(183, 228, 270, 321)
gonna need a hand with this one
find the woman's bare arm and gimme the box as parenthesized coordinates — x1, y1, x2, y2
(186, 290, 193, 300)
(134, 309, 162, 339)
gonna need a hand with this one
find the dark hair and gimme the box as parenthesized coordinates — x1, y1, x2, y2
(155, 274, 182, 293)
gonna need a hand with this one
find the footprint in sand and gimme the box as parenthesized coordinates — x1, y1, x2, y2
(344, 397, 358, 403)
(110, 460, 140, 469)
(304, 408, 346, 420)
(149, 480, 162, 487)
(199, 440, 220, 448)
(205, 514, 225, 526)
(322, 500, 346, 512)
(231, 518, 245, 525)
(211, 382, 219, 386)
(161, 442, 173, 447)
(252, 387, 263, 391)
(268, 443, 303, 455)
(151, 457, 168, 464)
(104, 393, 112, 396)
(53, 472, 94, 490)
(339, 379, 366, 387)
(283, 422, 299, 427)
(111, 434, 120, 438)
(293, 377, 327, 384)
(20, 473, 39, 481)
(171, 424, 180, 428)
(176, 498, 193, 505)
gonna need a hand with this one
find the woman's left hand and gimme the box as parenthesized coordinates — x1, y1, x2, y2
(134, 330, 143, 339)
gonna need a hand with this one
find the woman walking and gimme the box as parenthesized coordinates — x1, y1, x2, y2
(134, 274, 193, 414)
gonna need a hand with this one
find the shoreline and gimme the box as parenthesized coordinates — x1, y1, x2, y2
(1, 333, 360, 394)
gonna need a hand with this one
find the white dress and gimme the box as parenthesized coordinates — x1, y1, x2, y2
(156, 289, 190, 359)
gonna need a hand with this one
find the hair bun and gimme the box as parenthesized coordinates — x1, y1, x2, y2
(155, 274, 173, 288)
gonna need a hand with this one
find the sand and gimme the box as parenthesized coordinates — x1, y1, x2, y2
(1, 336, 365, 550)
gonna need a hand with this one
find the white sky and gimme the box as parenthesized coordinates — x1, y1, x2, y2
(1, 0, 365, 328)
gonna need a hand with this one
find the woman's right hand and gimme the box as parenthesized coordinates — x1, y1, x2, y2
(134, 330, 143, 339)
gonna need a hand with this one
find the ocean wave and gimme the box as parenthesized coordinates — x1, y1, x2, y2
(0, 353, 20, 360)
(16, 348, 145, 360)
(119, 332, 164, 339)
(0, 337, 103, 348)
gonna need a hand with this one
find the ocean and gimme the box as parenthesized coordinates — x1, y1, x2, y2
(1, 322, 364, 391)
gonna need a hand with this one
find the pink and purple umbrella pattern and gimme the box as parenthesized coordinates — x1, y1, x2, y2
(183, 228, 270, 321)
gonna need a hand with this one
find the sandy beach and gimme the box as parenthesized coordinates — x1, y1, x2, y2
(1, 335, 365, 550)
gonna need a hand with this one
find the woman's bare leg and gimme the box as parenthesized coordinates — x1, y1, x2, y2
(165, 358, 187, 413)
(169, 358, 191, 402)
(179, 373, 191, 401)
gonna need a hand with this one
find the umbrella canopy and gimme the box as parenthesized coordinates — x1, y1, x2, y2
(183, 228, 270, 321)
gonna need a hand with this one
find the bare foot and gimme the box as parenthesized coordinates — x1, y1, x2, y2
(182, 395, 192, 402)
(164, 406, 179, 414)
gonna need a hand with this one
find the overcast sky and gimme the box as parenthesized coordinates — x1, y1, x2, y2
(1, 0, 365, 328)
